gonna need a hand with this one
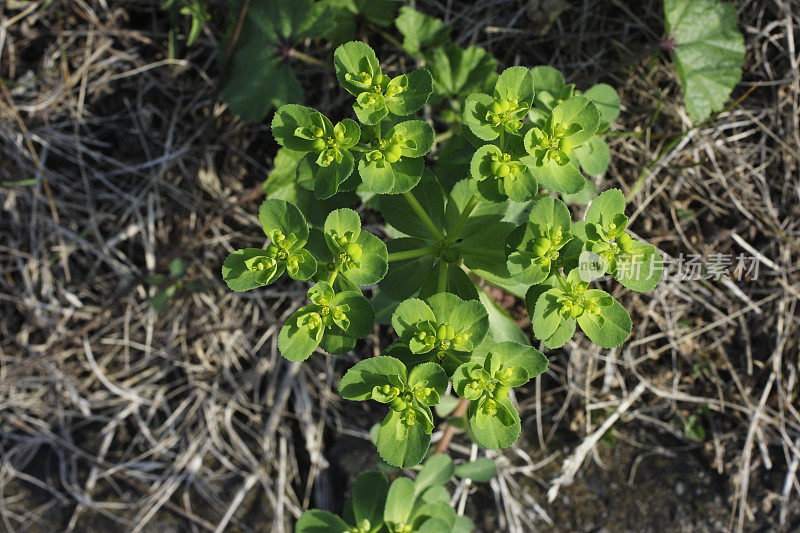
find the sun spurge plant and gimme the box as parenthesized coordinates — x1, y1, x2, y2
(223, 42, 663, 482)
(296, 455, 477, 533)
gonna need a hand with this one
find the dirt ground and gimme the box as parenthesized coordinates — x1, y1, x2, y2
(1, 0, 799, 531)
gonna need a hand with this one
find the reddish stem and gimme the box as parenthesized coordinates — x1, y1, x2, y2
(434, 397, 470, 454)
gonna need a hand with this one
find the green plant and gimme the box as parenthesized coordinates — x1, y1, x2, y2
(221, 0, 335, 122)
(147, 258, 204, 312)
(296, 454, 480, 533)
(663, 0, 745, 121)
(162, 0, 210, 53)
(224, 41, 662, 465)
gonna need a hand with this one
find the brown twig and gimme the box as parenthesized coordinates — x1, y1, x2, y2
(434, 397, 470, 454)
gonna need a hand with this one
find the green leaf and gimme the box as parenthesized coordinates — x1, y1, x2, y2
(394, 6, 450, 56)
(168, 258, 187, 278)
(295, 509, 350, 533)
(351, 471, 389, 532)
(380, 238, 436, 300)
(417, 262, 480, 303)
(551, 96, 601, 146)
(332, 290, 375, 338)
(358, 156, 424, 195)
(334, 41, 381, 97)
(286, 248, 318, 281)
(324, 208, 362, 245)
(264, 147, 304, 193)
(531, 288, 564, 341)
(258, 198, 309, 246)
(454, 457, 496, 482)
(149, 285, 176, 312)
(665, 0, 745, 121)
(392, 298, 436, 341)
(486, 341, 548, 381)
(542, 318, 576, 349)
(521, 155, 585, 195)
(391, 120, 435, 158)
(385, 69, 433, 117)
(372, 289, 401, 325)
(278, 310, 322, 361)
(222, 248, 282, 292)
(414, 454, 454, 496)
(477, 289, 529, 345)
(576, 289, 632, 348)
(297, 150, 355, 200)
(342, 231, 388, 286)
(494, 66, 535, 107)
(531, 66, 569, 109)
(271, 104, 326, 153)
(376, 409, 431, 468)
(427, 293, 490, 345)
(433, 134, 476, 191)
(408, 362, 449, 398)
(561, 178, 597, 206)
(573, 135, 610, 176)
(354, 96, 389, 125)
(416, 518, 452, 533)
(339, 356, 408, 400)
(463, 93, 501, 141)
(453, 516, 474, 533)
(614, 239, 663, 292)
(221, 0, 327, 122)
(429, 44, 497, 100)
(468, 397, 521, 449)
(582, 83, 620, 127)
(383, 477, 416, 526)
(470, 144, 538, 203)
(585, 187, 625, 236)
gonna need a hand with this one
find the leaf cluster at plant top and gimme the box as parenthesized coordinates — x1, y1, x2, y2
(296, 455, 484, 533)
(222, 40, 665, 486)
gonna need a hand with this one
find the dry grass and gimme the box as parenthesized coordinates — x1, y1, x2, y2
(1, 0, 798, 531)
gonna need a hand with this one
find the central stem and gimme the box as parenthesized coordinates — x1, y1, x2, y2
(403, 192, 445, 242)
(437, 261, 448, 293)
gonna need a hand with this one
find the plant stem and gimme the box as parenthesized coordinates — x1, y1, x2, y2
(449, 194, 478, 239)
(434, 397, 470, 454)
(387, 247, 436, 262)
(328, 263, 340, 285)
(437, 261, 448, 293)
(289, 48, 327, 68)
(403, 192, 445, 242)
(457, 246, 505, 260)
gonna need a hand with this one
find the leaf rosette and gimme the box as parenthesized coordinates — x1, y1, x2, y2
(358, 120, 434, 194)
(452, 341, 548, 449)
(272, 104, 360, 199)
(222, 199, 316, 291)
(571, 189, 663, 292)
(521, 96, 600, 194)
(390, 292, 490, 375)
(463, 66, 535, 142)
(528, 269, 632, 349)
(278, 281, 374, 361)
(334, 41, 433, 125)
(339, 356, 448, 467)
(505, 197, 574, 285)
